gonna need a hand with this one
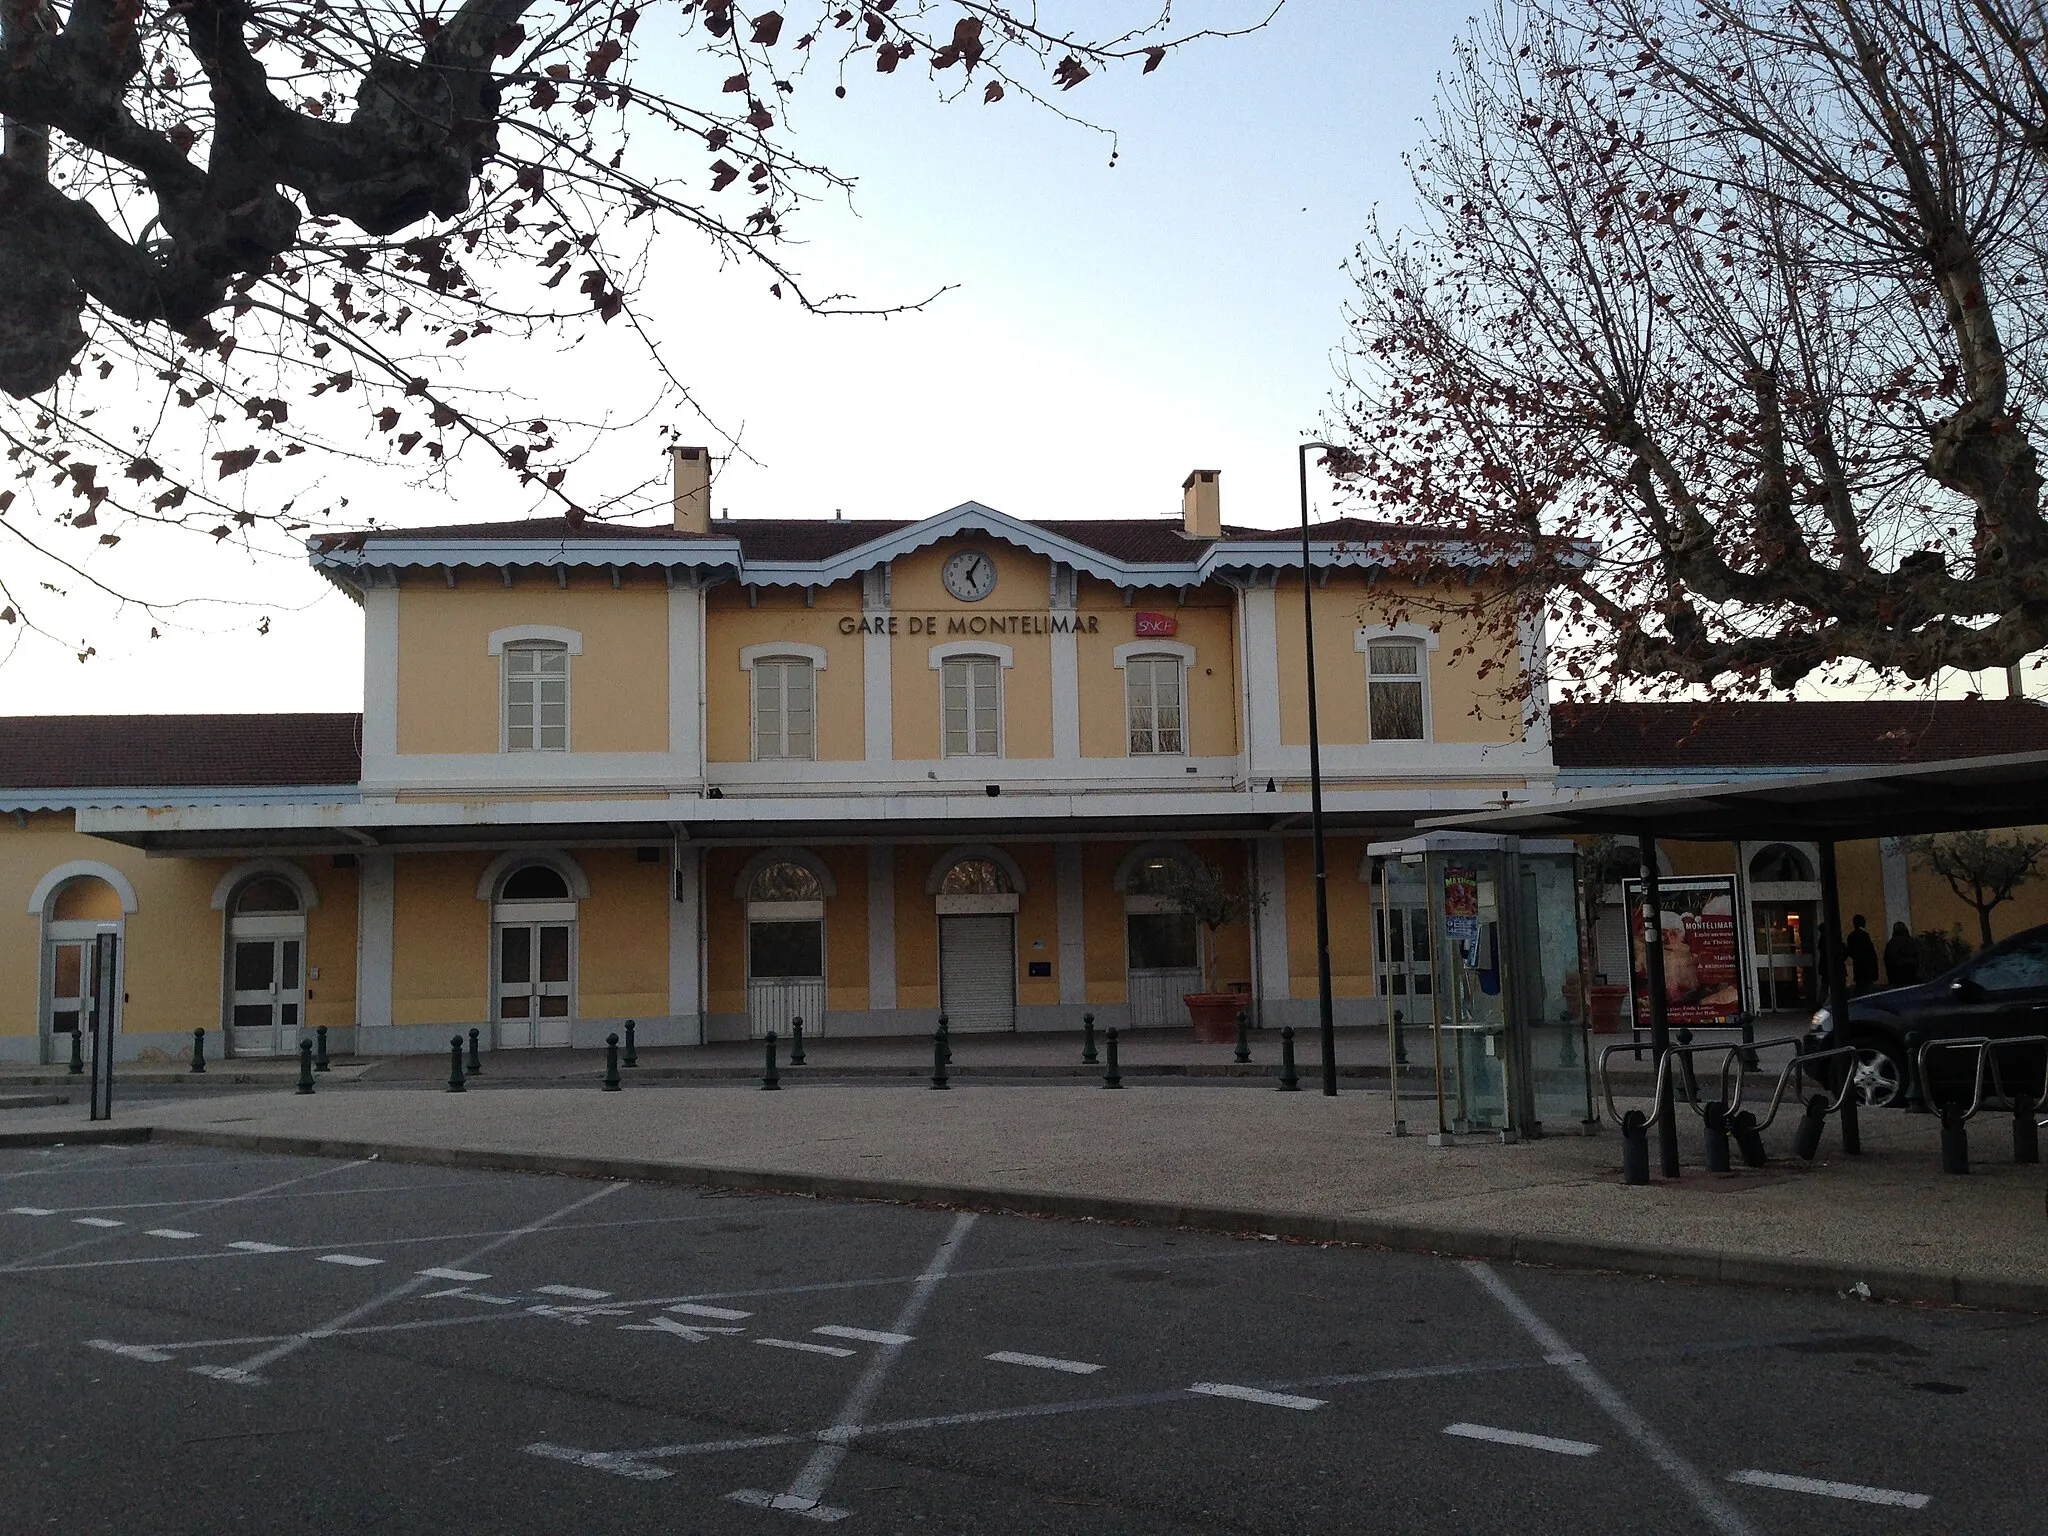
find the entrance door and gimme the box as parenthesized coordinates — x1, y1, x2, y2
(228, 935, 304, 1057)
(44, 934, 109, 1065)
(497, 922, 573, 1048)
(1374, 903, 1435, 1026)
(1126, 910, 1201, 1029)
(940, 914, 1016, 1033)
(1752, 902, 1818, 1011)
(747, 917, 826, 1039)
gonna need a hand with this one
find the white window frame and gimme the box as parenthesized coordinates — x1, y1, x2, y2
(1113, 643, 1193, 758)
(501, 641, 571, 754)
(748, 656, 820, 762)
(929, 644, 1011, 759)
(1354, 625, 1439, 743)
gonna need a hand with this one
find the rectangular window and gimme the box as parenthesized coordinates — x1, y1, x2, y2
(504, 643, 569, 752)
(1367, 640, 1426, 741)
(1125, 655, 1186, 756)
(752, 658, 817, 761)
(941, 656, 1002, 757)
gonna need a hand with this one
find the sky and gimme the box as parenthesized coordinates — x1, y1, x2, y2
(0, 1, 2024, 713)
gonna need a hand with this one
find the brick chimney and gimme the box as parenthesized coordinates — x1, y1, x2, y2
(1181, 469, 1220, 539)
(670, 445, 711, 534)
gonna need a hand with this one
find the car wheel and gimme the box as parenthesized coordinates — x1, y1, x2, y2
(1848, 1042, 1905, 1108)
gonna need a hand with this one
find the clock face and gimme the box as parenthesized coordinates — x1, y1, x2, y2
(942, 549, 999, 602)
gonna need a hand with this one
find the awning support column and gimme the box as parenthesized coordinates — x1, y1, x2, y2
(1817, 838, 1860, 1154)
(1638, 828, 1680, 1178)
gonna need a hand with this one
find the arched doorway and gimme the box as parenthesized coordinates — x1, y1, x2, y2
(493, 862, 577, 1047)
(1748, 842, 1820, 1011)
(745, 857, 828, 1039)
(225, 876, 307, 1057)
(1122, 850, 1202, 1029)
(934, 853, 1018, 1034)
(37, 871, 127, 1067)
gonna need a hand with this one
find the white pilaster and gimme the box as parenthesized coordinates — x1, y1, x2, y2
(1243, 585, 1282, 777)
(356, 851, 395, 1029)
(362, 585, 400, 768)
(1056, 842, 1086, 1005)
(1255, 837, 1290, 1003)
(863, 565, 893, 764)
(867, 844, 897, 1011)
(1050, 564, 1081, 766)
(667, 580, 704, 781)
(1880, 837, 1913, 937)
(670, 843, 702, 1035)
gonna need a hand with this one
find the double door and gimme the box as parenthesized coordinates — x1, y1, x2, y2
(496, 921, 572, 1048)
(939, 914, 1016, 1033)
(1126, 910, 1200, 1029)
(45, 928, 121, 1065)
(1374, 903, 1436, 1025)
(228, 932, 304, 1057)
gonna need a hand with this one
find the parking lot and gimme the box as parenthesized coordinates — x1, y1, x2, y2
(1, 1143, 2040, 1533)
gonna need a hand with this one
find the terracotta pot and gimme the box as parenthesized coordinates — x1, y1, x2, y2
(1184, 993, 1244, 1044)
(1589, 984, 1628, 1034)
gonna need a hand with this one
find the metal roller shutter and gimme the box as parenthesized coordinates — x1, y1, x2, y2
(939, 914, 1016, 1033)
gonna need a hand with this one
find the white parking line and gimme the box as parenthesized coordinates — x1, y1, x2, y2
(7, 1206, 54, 1216)
(534, 1284, 610, 1300)
(87, 1338, 173, 1363)
(1728, 1470, 1930, 1509)
(726, 1488, 850, 1523)
(73, 1217, 123, 1228)
(757, 1338, 857, 1358)
(1445, 1422, 1600, 1457)
(189, 1364, 262, 1387)
(812, 1325, 913, 1346)
(145, 1229, 201, 1241)
(1188, 1382, 1326, 1411)
(418, 1267, 491, 1282)
(669, 1303, 751, 1320)
(317, 1254, 384, 1268)
(986, 1351, 1103, 1376)
(228, 1241, 291, 1254)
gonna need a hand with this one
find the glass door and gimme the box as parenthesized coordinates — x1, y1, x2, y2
(46, 937, 94, 1064)
(1753, 901, 1818, 1012)
(497, 922, 573, 1047)
(1374, 902, 1435, 1026)
(228, 936, 303, 1057)
(1430, 853, 1511, 1134)
(1512, 851, 1593, 1133)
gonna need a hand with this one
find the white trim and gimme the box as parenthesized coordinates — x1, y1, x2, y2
(209, 858, 321, 912)
(500, 637, 573, 755)
(738, 642, 829, 671)
(1243, 586, 1282, 773)
(1111, 640, 1197, 669)
(1256, 838, 1290, 1003)
(748, 898, 825, 921)
(668, 584, 704, 780)
(494, 897, 578, 924)
(356, 851, 395, 1031)
(867, 845, 897, 1011)
(927, 640, 1014, 669)
(732, 846, 838, 901)
(937, 892, 1020, 916)
(748, 652, 819, 764)
(487, 624, 584, 657)
(1359, 628, 1434, 745)
(364, 584, 399, 762)
(863, 613, 894, 765)
(1050, 615, 1081, 765)
(28, 861, 138, 917)
(1055, 843, 1086, 1006)
(1113, 840, 1201, 894)
(361, 750, 696, 795)
(1352, 623, 1442, 653)
(475, 849, 590, 902)
(925, 843, 1028, 895)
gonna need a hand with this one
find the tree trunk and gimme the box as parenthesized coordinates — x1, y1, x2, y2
(1977, 905, 1997, 949)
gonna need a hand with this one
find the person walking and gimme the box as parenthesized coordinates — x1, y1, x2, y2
(1845, 914, 1880, 995)
(1884, 920, 1921, 988)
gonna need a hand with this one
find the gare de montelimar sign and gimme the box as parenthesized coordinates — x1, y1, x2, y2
(836, 611, 1176, 637)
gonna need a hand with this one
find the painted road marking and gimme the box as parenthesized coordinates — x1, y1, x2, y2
(534, 1284, 611, 1300)
(73, 1217, 123, 1228)
(1189, 1382, 1326, 1411)
(423, 1286, 521, 1305)
(669, 1303, 752, 1321)
(812, 1325, 914, 1346)
(86, 1338, 173, 1364)
(619, 1316, 746, 1344)
(7, 1207, 54, 1216)
(190, 1364, 263, 1387)
(525, 1444, 672, 1482)
(1728, 1470, 1930, 1509)
(228, 1241, 291, 1253)
(757, 1337, 858, 1358)
(1445, 1422, 1600, 1457)
(418, 1267, 491, 1281)
(726, 1489, 850, 1523)
(986, 1351, 1103, 1376)
(145, 1229, 201, 1241)
(318, 1254, 384, 1268)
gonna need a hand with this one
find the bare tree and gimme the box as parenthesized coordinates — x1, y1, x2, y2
(0, 1, 1272, 643)
(1337, 0, 2048, 697)
(1911, 827, 2048, 946)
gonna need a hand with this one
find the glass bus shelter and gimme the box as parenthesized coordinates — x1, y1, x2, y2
(1367, 832, 1595, 1143)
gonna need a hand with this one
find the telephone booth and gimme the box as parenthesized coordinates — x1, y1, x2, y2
(1367, 832, 1594, 1142)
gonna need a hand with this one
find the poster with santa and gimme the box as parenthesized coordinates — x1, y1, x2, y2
(1621, 874, 1744, 1028)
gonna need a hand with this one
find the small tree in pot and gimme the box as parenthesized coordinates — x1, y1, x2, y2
(1150, 858, 1264, 1042)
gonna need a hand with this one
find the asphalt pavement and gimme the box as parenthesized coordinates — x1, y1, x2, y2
(0, 1143, 2035, 1534)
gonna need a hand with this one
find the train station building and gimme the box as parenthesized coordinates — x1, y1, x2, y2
(3, 453, 2046, 1063)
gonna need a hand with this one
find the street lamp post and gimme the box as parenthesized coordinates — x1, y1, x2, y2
(1299, 442, 1338, 1096)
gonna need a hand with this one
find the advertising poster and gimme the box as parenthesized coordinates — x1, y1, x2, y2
(1443, 865, 1480, 948)
(1622, 874, 1743, 1028)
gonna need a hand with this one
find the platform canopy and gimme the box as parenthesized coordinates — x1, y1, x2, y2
(1425, 749, 2048, 843)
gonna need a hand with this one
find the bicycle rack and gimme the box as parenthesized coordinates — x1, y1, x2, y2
(1915, 1035, 2048, 1174)
(1598, 1035, 1858, 1183)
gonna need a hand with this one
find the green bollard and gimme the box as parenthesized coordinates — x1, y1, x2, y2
(1234, 1009, 1251, 1064)
(931, 1025, 950, 1089)
(297, 1039, 316, 1095)
(1278, 1026, 1300, 1091)
(762, 1030, 781, 1091)
(68, 1027, 83, 1076)
(603, 1033, 622, 1091)
(622, 1018, 638, 1068)
(1103, 1027, 1123, 1089)
(467, 1027, 482, 1077)
(1392, 1008, 1409, 1066)
(190, 1027, 207, 1075)
(789, 1015, 805, 1066)
(447, 1035, 465, 1093)
(1081, 1012, 1098, 1065)
(314, 1024, 330, 1072)
(938, 1014, 953, 1064)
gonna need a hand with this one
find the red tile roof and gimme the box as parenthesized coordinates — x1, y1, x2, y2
(1552, 700, 2048, 770)
(0, 714, 362, 791)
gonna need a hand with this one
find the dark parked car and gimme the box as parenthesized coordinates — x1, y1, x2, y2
(1825, 922, 2048, 1108)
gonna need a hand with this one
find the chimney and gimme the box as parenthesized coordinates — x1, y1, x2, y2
(1181, 469, 1221, 539)
(670, 445, 711, 534)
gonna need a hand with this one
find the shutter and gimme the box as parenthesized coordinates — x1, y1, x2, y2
(940, 914, 1015, 1033)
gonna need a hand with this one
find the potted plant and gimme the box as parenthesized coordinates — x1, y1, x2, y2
(1151, 858, 1263, 1043)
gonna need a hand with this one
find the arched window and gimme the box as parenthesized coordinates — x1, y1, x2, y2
(235, 877, 302, 914)
(1750, 844, 1815, 884)
(51, 876, 124, 922)
(501, 864, 571, 901)
(939, 858, 1012, 896)
(749, 860, 824, 903)
(1124, 854, 1192, 899)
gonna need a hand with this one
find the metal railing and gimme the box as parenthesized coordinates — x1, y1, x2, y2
(1914, 1035, 2046, 1174)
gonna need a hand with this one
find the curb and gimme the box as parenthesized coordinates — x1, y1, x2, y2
(144, 1123, 2048, 1316)
(0, 1124, 153, 1149)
